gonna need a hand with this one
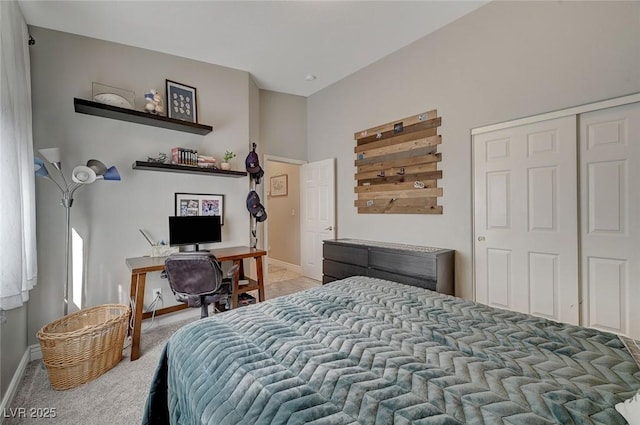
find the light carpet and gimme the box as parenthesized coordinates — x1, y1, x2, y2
(5, 276, 320, 425)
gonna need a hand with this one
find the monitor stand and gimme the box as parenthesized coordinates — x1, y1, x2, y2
(179, 244, 209, 253)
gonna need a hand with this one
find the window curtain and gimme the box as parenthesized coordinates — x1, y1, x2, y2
(0, 1, 38, 310)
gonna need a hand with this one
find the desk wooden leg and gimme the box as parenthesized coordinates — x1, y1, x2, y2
(130, 272, 146, 361)
(256, 255, 265, 302)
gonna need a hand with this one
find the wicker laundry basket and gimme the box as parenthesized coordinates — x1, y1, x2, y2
(36, 304, 130, 390)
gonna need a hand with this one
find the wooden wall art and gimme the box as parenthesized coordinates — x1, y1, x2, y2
(354, 109, 442, 214)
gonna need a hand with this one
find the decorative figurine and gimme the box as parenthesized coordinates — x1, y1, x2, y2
(144, 89, 165, 115)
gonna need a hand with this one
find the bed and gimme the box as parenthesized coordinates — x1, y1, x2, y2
(142, 276, 640, 424)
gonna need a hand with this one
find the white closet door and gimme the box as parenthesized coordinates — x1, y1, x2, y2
(580, 102, 640, 339)
(473, 116, 579, 324)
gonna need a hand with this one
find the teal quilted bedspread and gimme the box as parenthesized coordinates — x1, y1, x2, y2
(142, 276, 640, 424)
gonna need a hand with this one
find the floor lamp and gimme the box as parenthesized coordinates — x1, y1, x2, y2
(34, 148, 121, 316)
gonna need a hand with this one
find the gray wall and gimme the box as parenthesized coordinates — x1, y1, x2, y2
(248, 78, 263, 255)
(1, 307, 27, 404)
(307, 1, 640, 300)
(27, 26, 253, 344)
(259, 90, 307, 161)
(257, 90, 307, 265)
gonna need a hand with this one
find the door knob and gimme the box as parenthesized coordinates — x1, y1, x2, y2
(477, 236, 485, 241)
(325, 226, 333, 231)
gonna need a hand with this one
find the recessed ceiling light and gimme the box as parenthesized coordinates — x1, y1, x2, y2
(305, 74, 317, 81)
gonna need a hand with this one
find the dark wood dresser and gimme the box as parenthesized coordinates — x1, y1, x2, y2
(322, 239, 455, 295)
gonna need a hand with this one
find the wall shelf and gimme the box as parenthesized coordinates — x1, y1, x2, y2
(132, 161, 247, 177)
(74, 98, 213, 135)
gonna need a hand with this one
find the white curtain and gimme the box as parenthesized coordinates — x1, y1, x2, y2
(0, 1, 38, 310)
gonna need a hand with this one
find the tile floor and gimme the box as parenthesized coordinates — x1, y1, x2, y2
(242, 262, 320, 301)
(268, 263, 303, 283)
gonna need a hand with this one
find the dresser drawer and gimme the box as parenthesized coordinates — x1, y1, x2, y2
(369, 249, 436, 280)
(367, 269, 437, 291)
(322, 239, 454, 295)
(323, 243, 368, 267)
(323, 275, 338, 285)
(322, 259, 367, 280)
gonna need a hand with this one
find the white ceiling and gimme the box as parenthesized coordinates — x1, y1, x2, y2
(19, 1, 487, 97)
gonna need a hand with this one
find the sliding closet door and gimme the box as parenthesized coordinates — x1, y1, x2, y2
(473, 116, 579, 325)
(580, 102, 640, 339)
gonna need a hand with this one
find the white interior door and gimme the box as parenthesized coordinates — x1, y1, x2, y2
(580, 102, 640, 339)
(473, 116, 579, 324)
(301, 158, 336, 280)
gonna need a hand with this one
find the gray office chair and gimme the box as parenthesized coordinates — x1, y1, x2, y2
(162, 252, 238, 318)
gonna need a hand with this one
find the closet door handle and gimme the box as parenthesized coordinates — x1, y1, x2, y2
(324, 226, 333, 231)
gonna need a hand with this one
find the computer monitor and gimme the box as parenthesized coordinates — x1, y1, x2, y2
(169, 215, 221, 252)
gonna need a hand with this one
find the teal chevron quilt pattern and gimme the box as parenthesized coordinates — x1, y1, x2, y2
(143, 276, 640, 424)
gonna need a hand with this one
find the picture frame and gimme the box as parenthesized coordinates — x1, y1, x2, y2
(270, 174, 288, 197)
(174, 193, 224, 225)
(166, 79, 197, 123)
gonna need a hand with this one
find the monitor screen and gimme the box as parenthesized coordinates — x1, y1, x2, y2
(169, 215, 222, 249)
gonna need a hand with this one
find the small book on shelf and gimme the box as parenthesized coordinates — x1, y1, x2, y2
(171, 147, 198, 166)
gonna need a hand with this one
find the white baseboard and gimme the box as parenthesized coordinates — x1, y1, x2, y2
(29, 343, 42, 361)
(0, 344, 40, 424)
(142, 308, 200, 328)
(268, 257, 302, 274)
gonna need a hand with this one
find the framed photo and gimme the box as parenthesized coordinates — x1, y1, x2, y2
(166, 80, 197, 123)
(174, 193, 224, 224)
(270, 174, 288, 197)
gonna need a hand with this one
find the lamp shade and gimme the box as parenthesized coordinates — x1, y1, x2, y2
(71, 165, 97, 184)
(39, 148, 61, 164)
(86, 159, 107, 176)
(102, 166, 121, 181)
(34, 157, 49, 177)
